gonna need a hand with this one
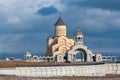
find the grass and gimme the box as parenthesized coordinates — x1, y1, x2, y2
(0, 61, 75, 68)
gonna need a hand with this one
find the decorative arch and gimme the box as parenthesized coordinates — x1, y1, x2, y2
(67, 45, 93, 62)
(75, 48, 87, 62)
(58, 36, 68, 44)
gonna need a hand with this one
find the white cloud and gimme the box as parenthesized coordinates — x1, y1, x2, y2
(7, 16, 20, 24)
(0, 0, 64, 28)
(77, 8, 120, 33)
(0, 0, 64, 14)
(85, 8, 113, 16)
(0, 0, 65, 34)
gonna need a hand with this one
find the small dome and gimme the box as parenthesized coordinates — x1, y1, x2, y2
(25, 52, 31, 56)
(32, 55, 38, 59)
(33, 55, 38, 58)
(74, 29, 83, 36)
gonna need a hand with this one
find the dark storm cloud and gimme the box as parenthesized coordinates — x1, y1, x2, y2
(66, 0, 120, 11)
(37, 6, 58, 16)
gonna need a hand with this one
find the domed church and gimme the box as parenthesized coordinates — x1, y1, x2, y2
(46, 17, 102, 62)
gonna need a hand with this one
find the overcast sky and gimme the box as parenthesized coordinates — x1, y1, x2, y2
(0, 0, 120, 55)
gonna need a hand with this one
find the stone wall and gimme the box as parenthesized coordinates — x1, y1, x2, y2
(16, 65, 105, 77)
(0, 63, 120, 77)
(0, 68, 15, 75)
(105, 63, 120, 74)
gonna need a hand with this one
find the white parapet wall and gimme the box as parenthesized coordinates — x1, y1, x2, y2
(105, 63, 120, 74)
(15, 65, 105, 77)
(0, 68, 16, 75)
(0, 63, 120, 77)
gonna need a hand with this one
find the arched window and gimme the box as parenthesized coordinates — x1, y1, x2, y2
(75, 37, 83, 43)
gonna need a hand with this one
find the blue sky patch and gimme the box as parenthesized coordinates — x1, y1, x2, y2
(37, 6, 58, 16)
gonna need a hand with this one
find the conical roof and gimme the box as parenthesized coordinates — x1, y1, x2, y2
(54, 17, 66, 26)
(74, 29, 83, 36)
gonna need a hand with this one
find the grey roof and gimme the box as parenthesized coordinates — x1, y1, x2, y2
(54, 17, 66, 26)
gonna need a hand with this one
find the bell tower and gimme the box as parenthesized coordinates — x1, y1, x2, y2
(54, 17, 66, 37)
(74, 29, 83, 45)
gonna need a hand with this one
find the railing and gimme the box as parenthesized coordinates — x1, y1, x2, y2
(102, 56, 120, 62)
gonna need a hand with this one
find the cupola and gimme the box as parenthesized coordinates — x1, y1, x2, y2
(74, 29, 83, 44)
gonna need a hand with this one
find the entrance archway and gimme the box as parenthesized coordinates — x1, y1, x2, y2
(67, 48, 87, 62)
(67, 44, 98, 62)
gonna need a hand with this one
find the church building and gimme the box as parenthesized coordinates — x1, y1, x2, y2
(46, 17, 102, 62)
(46, 17, 74, 58)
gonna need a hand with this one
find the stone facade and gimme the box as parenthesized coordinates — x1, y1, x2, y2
(46, 17, 74, 58)
(46, 36, 74, 57)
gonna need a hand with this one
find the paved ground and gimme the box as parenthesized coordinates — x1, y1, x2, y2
(0, 76, 120, 80)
